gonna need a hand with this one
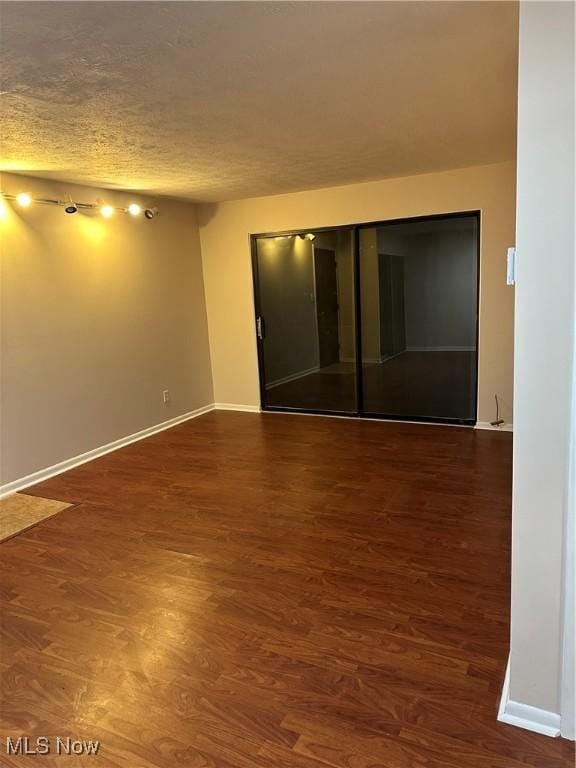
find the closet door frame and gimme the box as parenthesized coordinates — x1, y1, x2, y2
(250, 210, 481, 426)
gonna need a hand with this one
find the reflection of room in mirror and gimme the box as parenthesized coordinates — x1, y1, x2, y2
(254, 213, 478, 423)
(256, 230, 357, 414)
(360, 215, 478, 420)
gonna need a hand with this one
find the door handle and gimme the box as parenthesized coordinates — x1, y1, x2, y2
(256, 316, 265, 340)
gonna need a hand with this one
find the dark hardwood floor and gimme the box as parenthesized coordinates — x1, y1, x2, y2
(1, 411, 573, 767)
(266, 351, 477, 421)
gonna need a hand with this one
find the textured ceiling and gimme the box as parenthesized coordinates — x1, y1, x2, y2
(0, 1, 518, 202)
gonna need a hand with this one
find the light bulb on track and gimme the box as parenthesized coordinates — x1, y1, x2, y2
(101, 204, 114, 218)
(128, 203, 142, 216)
(16, 192, 32, 208)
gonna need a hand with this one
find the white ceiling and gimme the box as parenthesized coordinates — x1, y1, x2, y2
(0, 1, 518, 202)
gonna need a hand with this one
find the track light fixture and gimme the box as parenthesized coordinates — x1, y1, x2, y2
(297, 232, 316, 241)
(0, 192, 159, 221)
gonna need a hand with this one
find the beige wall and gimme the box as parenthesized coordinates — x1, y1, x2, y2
(0, 173, 213, 485)
(198, 162, 516, 421)
(509, 0, 574, 728)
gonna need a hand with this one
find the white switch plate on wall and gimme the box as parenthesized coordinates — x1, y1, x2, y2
(507, 247, 516, 285)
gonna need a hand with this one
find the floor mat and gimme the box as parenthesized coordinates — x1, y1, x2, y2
(0, 492, 72, 542)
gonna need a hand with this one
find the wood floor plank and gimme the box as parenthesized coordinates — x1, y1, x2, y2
(0, 411, 573, 767)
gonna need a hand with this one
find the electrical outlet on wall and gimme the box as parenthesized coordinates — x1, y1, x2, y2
(163, 389, 170, 404)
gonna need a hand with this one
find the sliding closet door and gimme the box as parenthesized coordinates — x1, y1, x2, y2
(253, 229, 357, 414)
(358, 214, 479, 423)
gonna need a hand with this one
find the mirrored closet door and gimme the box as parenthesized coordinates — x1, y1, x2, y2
(253, 229, 357, 414)
(251, 212, 479, 425)
(358, 214, 479, 422)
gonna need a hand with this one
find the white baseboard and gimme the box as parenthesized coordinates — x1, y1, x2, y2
(498, 657, 561, 737)
(0, 404, 215, 499)
(265, 366, 319, 389)
(0, 405, 510, 500)
(475, 421, 513, 432)
(214, 403, 261, 413)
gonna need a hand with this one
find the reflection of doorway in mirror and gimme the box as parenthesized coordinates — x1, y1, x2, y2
(313, 247, 340, 369)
